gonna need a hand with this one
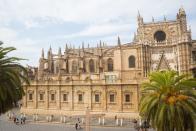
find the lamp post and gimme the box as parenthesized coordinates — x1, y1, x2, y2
(85, 106, 90, 131)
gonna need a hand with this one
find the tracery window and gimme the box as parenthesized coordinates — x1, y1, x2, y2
(109, 94, 115, 103)
(63, 94, 68, 102)
(192, 51, 196, 62)
(29, 93, 33, 101)
(128, 55, 136, 68)
(95, 94, 100, 103)
(78, 94, 83, 102)
(125, 94, 130, 102)
(39, 93, 44, 101)
(107, 58, 113, 72)
(51, 94, 55, 101)
(89, 59, 95, 73)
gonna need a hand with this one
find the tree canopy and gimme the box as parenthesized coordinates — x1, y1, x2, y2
(140, 71, 196, 131)
(0, 42, 29, 114)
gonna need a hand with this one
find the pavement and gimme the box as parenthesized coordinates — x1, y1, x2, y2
(0, 108, 154, 131)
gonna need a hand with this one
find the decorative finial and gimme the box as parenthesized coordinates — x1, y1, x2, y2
(41, 48, 44, 58)
(58, 47, 62, 57)
(118, 36, 121, 46)
(82, 42, 84, 51)
(137, 10, 140, 18)
(79, 46, 81, 56)
(65, 43, 68, 52)
(152, 17, 154, 22)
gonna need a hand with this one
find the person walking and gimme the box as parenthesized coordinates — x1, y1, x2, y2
(75, 123, 78, 130)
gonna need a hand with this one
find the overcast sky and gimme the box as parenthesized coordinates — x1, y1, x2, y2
(0, 0, 196, 66)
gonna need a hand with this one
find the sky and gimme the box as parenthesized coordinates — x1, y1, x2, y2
(0, 0, 196, 66)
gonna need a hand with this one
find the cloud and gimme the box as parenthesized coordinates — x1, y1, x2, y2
(0, 27, 17, 41)
(0, 0, 195, 66)
(62, 23, 134, 39)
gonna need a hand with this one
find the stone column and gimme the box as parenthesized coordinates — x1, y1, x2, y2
(102, 117, 105, 125)
(57, 80, 61, 109)
(119, 85, 123, 111)
(71, 85, 74, 110)
(34, 83, 38, 109)
(116, 118, 119, 126)
(98, 117, 101, 125)
(103, 85, 107, 111)
(45, 81, 49, 109)
(120, 118, 123, 126)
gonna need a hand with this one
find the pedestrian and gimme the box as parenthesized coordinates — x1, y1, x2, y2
(23, 116, 26, 124)
(78, 121, 81, 129)
(20, 114, 23, 124)
(13, 117, 16, 124)
(115, 115, 117, 120)
(75, 123, 78, 130)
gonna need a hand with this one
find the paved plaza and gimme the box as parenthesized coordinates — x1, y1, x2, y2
(0, 114, 136, 131)
(0, 109, 154, 131)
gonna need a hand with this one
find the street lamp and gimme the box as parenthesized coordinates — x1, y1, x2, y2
(85, 106, 90, 131)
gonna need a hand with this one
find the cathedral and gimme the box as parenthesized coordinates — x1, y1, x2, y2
(21, 7, 196, 118)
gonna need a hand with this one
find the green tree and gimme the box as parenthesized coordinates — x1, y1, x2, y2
(140, 71, 196, 131)
(0, 42, 29, 114)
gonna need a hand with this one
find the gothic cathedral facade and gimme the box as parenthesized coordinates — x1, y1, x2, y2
(21, 8, 196, 118)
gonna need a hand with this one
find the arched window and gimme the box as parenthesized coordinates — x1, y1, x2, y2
(72, 60, 78, 73)
(128, 55, 135, 68)
(107, 58, 113, 72)
(89, 59, 95, 73)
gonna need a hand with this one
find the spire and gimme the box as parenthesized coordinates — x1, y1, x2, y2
(79, 46, 81, 56)
(99, 40, 102, 48)
(118, 36, 121, 46)
(49, 45, 52, 53)
(41, 48, 44, 58)
(48, 46, 52, 59)
(179, 6, 186, 16)
(65, 43, 68, 52)
(137, 10, 141, 18)
(164, 15, 166, 21)
(137, 10, 143, 26)
(82, 42, 84, 51)
(133, 32, 136, 41)
(58, 47, 62, 57)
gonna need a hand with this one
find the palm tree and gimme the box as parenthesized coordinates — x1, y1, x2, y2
(139, 70, 196, 131)
(0, 42, 29, 114)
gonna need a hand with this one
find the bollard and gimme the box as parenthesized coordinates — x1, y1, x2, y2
(116, 118, 119, 126)
(81, 118, 84, 124)
(46, 116, 49, 122)
(60, 116, 63, 123)
(63, 116, 66, 123)
(33, 114, 36, 121)
(102, 117, 105, 125)
(49, 116, 52, 122)
(35, 114, 38, 121)
(98, 117, 101, 125)
(120, 118, 123, 126)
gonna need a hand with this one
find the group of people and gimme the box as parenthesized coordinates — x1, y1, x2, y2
(75, 118, 82, 130)
(133, 119, 150, 131)
(8, 112, 26, 125)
